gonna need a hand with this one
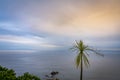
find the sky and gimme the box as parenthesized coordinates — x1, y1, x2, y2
(0, 0, 120, 51)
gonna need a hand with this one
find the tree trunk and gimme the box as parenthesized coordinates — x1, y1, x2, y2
(80, 55, 83, 80)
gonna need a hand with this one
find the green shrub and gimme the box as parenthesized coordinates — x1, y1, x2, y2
(17, 72, 40, 80)
(0, 65, 41, 80)
(0, 65, 16, 80)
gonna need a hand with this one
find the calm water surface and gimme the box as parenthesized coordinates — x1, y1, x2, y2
(0, 50, 120, 80)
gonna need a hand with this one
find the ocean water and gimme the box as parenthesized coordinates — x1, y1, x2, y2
(0, 50, 120, 80)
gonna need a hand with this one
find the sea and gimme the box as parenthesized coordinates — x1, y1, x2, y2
(0, 50, 120, 80)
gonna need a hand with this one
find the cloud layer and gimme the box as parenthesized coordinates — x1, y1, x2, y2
(0, 0, 120, 50)
(0, 35, 60, 50)
(16, 0, 120, 37)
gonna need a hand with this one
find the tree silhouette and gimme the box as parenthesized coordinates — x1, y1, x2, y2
(71, 40, 103, 80)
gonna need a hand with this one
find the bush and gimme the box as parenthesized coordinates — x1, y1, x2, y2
(17, 72, 40, 80)
(0, 65, 16, 80)
(0, 65, 41, 80)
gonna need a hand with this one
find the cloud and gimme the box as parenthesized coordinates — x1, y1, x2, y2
(0, 22, 31, 34)
(0, 50, 36, 53)
(0, 22, 43, 36)
(15, 0, 120, 37)
(0, 35, 60, 49)
(0, 22, 21, 31)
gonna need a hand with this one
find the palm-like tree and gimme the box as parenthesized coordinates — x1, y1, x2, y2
(71, 40, 103, 80)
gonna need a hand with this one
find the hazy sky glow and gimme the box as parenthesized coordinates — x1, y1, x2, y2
(0, 0, 120, 51)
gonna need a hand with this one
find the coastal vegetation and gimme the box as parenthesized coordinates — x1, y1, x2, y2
(0, 65, 59, 80)
(0, 65, 40, 80)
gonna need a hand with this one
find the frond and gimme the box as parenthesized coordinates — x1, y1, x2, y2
(85, 47, 104, 56)
(84, 51, 90, 56)
(70, 46, 80, 55)
(70, 45, 79, 51)
(83, 53, 90, 68)
(76, 53, 81, 68)
(75, 40, 80, 46)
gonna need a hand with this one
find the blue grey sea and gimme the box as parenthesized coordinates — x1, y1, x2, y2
(0, 50, 120, 80)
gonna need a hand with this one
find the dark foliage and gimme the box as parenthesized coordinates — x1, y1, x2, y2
(0, 65, 16, 80)
(0, 65, 41, 80)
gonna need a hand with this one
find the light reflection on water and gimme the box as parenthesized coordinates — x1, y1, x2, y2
(0, 50, 120, 80)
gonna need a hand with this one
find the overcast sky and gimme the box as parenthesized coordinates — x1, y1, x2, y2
(0, 0, 120, 51)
